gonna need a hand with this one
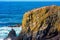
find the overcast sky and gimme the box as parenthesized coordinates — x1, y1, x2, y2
(0, 0, 60, 1)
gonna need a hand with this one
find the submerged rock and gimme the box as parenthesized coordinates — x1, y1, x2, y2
(8, 24, 21, 27)
(21, 5, 60, 40)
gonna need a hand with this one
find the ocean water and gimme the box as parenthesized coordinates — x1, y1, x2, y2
(0, 1, 60, 40)
(0, 2, 60, 26)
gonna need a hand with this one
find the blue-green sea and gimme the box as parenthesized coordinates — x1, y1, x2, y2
(0, 2, 60, 26)
(0, 2, 60, 40)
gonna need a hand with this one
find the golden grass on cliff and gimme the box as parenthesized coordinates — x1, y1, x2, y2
(22, 5, 60, 33)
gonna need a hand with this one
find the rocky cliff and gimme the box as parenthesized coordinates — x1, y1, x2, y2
(21, 5, 60, 40)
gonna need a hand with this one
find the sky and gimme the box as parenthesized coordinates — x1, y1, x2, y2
(0, 0, 60, 1)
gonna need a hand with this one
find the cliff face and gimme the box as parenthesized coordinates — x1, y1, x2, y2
(18, 5, 60, 40)
(22, 5, 60, 36)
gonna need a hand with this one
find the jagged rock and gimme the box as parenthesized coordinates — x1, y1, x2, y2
(4, 29, 17, 40)
(8, 29, 16, 37)
(22, 5, 60, 40)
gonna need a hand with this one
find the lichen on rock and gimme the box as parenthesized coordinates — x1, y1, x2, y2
(21, 5, 60, 40)
(22, 5, 59, 32)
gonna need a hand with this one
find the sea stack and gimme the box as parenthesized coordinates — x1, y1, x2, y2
(22, 5, 60, 40)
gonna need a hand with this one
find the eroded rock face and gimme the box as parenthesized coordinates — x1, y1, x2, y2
(21, 5, 60, 40)
(22, 5, 60, 33)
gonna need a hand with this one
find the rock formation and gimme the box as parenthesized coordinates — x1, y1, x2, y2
(4, 29, 17, 40)
(21, 5, 60, 40)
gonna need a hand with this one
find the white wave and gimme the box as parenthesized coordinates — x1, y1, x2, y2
(0, 26, 22, 39)
(0, 38, 4, 40)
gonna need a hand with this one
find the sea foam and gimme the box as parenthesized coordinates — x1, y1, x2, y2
(0, 26, 22, 40)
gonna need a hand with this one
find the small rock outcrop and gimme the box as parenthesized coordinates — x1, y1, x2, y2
(8, 29, 16, 37)
(4, 29, 17, 40)
(21, 5, 60, 40)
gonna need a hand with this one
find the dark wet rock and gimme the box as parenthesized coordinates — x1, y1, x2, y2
(8, 29, 16, 37)
(8, 24, 21, 27)
(4, 29, 17, 40)
(16, 29, 33, 40)
(16, 31, 24, 40)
